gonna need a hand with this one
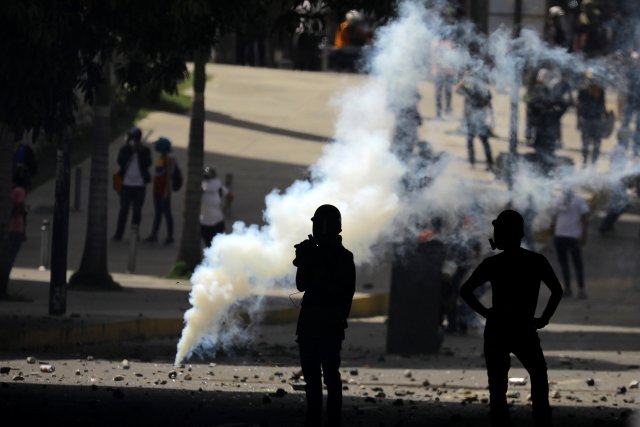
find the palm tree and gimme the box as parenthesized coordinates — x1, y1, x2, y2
(68, 64, 118, 289)
(173, 52, 207, 275)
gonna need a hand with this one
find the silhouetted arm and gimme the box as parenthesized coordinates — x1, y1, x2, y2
(341, 253, 356, 320)
(293, 237, 316, 291)
(536, 256, 563, 328)
(459, 261, 491, 319)
(296, 267, 310, 292)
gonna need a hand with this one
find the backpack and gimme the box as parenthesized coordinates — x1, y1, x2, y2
(171, 159, 183, 191)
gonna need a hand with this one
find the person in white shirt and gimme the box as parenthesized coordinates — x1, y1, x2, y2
(553, 187, 589, 298)
(113, 127, 151, 241)
(200, 166, 232, 247)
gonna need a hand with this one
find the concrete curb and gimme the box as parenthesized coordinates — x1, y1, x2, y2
(0, 293, 390, 351)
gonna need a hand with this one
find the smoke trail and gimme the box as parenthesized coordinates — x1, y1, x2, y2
(175, 1, 437, 364)
(176, 0, 640, 364)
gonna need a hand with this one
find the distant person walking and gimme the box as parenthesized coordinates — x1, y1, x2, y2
(432, 38, 456, 118)
(456, 73, 493, 171)
(461, 210, 563, 427)
(577, 70, 606, 166)
(113, 127, 151, 241)
(553, 188, 589, 298)
(145, 137, 175, 245)
(618, 50, 640, 158)
(200, 166, 232, 247)
(529, 67, 571, 173)
(293, 204, 355, 427)
(0, 166, 30, 298)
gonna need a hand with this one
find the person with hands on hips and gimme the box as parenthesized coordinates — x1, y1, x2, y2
(293, 204, 355, 427)
(460, 209, 563, 427)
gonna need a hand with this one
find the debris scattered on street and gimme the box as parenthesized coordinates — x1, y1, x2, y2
(508, 377, 527, 386)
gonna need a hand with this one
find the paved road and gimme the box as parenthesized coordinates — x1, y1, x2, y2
(0, 319, 637, 427)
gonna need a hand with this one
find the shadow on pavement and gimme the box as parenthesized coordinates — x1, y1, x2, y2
(206, 110, 331, 143)
(0, 382, 633, 427)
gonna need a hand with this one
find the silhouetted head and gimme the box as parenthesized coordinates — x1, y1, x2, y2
(127, 127, 142, 145)
(154, 137, 172, 154)
(311, 204, 342, 242)
(345, 10, 362, 24)
(203, 166, 217, 179)
(492, 209, 524, 250)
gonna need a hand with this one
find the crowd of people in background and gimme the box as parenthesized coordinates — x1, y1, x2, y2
(113, 127, 232, 248)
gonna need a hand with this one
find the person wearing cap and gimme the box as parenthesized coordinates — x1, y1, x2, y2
(200, 166, 232, 247)
(293, 204, 355, 427)
(113, 127, 152, 241)
(145, 137, 175, 244)
(460, 210, 563, 427)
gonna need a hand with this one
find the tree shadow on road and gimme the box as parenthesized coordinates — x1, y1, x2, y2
(205, 110, 331, 143)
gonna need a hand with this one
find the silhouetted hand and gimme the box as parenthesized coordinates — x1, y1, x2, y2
(533, 317, 548, 330)
(293, 235, 317, 266)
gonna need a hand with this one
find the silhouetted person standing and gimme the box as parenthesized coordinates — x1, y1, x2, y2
(460, 210, 563, 427)
(293, 204, 355, 427)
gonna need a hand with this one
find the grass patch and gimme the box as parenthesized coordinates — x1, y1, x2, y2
(166, 260, 192, 280)
(132, 75, 194, 121)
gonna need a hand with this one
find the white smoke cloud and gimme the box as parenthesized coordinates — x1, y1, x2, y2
(175, 1, 431, 363)
(175, 0, 640, 364)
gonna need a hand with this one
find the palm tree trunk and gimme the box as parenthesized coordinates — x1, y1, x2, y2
(69, 63, 118, 289)
(175, 53, 207, 274)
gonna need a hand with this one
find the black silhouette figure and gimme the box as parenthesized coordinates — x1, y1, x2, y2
(460, 210, 563, 427)
(293, 204, 356, 427)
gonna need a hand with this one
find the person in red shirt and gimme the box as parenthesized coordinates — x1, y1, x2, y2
(145, 137, 175, 244)
(0, 165, 29, 298)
